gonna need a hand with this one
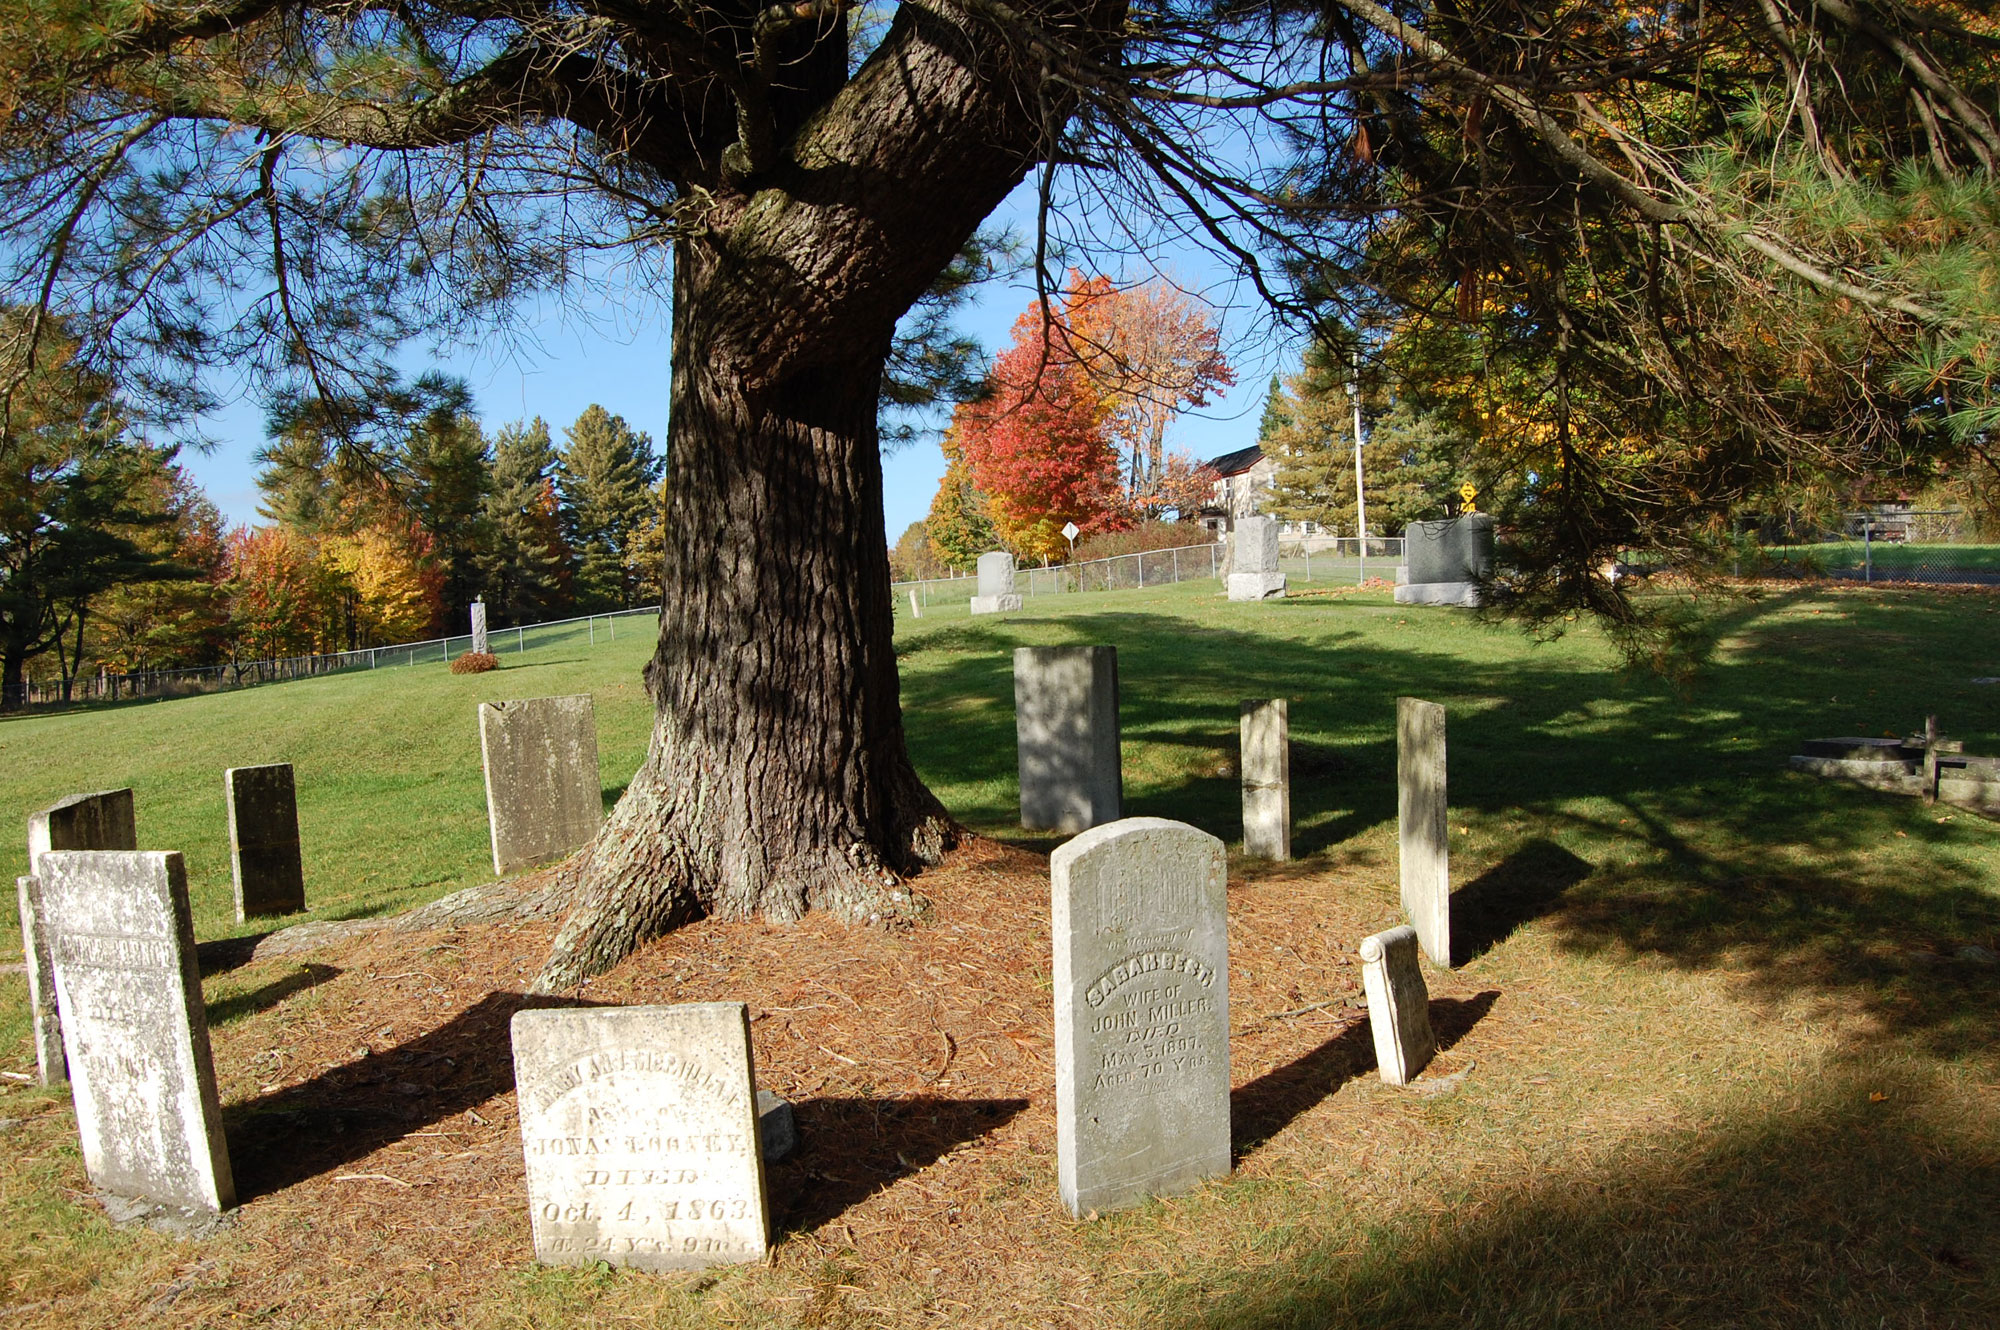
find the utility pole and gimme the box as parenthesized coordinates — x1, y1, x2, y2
(1350, 344, 1368, 580)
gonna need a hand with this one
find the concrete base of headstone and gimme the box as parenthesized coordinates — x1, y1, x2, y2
(1790, 754, 2000, 816)
(756, 1089, 797, 1162)
(226, 763, 306, 921)
(1226, 572, 1287, 602)
(1053, 817, 1230, 1218)
(512, 1002, 769, 1272)
(970, 593, 1023, 615)
(26, 789, 138, 1087)
(480, 695, 603, 874)
(1360, 925, 1436, 1086)
(1015, 646, 1123, 834)
(1394, 581, 1482, 607)
(39, 850, 235, 1212)
(1397, 697, 1451, 967)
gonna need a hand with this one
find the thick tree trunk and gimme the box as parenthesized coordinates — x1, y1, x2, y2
(533, 260, 957, 990)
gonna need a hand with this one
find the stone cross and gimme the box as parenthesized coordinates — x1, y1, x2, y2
(1239, 698, 1290, 860)
(471, 598, 490, 655)
(23, 789, 137, 1086)
(1359, 924, 1436, 1085)
(1052, 817, 1230, 1217)
(970, 551, 1023, 614)
(37, 850, 235, 1212)
(226, 763, 306, 921)
(1225, 515, 1286, 601)
(1397, 696, 1450, 966)
(511, 1002, 770, 1271)
(479, 694, 604, 874)
(1015, 645, 1123, 834)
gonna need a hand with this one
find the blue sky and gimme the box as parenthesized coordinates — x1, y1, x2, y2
(178, 179, 1301, 540)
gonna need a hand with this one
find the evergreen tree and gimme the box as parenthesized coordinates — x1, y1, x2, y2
(1265, 361, 1460, 536)
(1255, 374, 1290, 445)
(401, 399, 492, 629)
(481, 417, 569, 624)
(557, 406, 661, 612)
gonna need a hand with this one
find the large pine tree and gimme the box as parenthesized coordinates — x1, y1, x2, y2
(557, 406, 661, 613)
(481, 418, 569, 626)
(401, 405, 493, 629)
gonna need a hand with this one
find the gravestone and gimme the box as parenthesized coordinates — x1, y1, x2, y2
(479, 694, 603, 874)
(1395, 515, 1495, 607)
(1360, 924, 1436, 1085)
(1015, 646, 1123, 833)
(24, 789, 137, 1086)
(1052, 817, 1230, 1217)
(1397, 697, 1450, 966)
(1240, 698, 1290, 860)
(225, 763, 306, 921)
(1225, 515, 1287, 601)
(511, 1003, 769, 1271)
(970, 551, 1023, 615)
(37, 850, 235, 1212)
(471, 598, 490, 655)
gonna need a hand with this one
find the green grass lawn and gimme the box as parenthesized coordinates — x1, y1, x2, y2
(5, 577, 2000, 1326)
(1764, 540, 2000, 573)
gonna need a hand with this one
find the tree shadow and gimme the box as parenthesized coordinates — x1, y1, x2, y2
(1452, 840, 1594, 966)
(196, 933, 273, 976)
(206, 962, 341, 1026)
(1230, 993, 1497, 1160)
(1157, 1062, 2000, 1328)
(765, 1095, 1029, 1234)
(223, 989, 597, 1201)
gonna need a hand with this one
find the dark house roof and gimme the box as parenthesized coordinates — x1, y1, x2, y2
(1203, 443, 1266, 478)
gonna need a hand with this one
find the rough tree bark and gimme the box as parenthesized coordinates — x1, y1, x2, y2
(532, 5, 1079, 990)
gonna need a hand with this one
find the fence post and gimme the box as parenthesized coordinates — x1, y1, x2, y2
(1864, 524, 1873, 583)
(518, 626, 525, 653)
(589, 616, 595, 644)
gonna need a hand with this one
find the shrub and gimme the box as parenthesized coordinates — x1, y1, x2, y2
(450, 651, 499, 674)
(1071, 519, 1213, 563)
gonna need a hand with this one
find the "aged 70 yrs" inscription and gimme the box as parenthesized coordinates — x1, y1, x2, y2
(510, 1003, 769, 1271)
(1052, 816, 1230, 1217)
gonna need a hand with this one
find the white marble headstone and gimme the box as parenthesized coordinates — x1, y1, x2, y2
(1397, 696, 1450, 966)
(1240, 698, 1290, 860)
(38, 850, 234, 1212)
(511, 1003, 770, 1271)
(1360, 924, 1436, 1085)
(1053, 817, 1230, 1217)
(479, 694, 603, 874)
(24, 790, 138, 1087)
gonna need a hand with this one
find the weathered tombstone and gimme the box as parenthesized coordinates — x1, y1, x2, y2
(1239, 698, 1290, 860)
(970, 551, 1023, 615)
(471, 597, 490, 655)
(224, 764, 307, 921)
(1052, 817, 1230, 1217)
(24, 789, 137, 1086)
(1359, 924, 1436, 1085)
(479, 694, 603, 874)
(1015, 646, 1123, 833)
(511, 1002, 769, 1271)
(1394, 515, 1495, 607)
(37, 850, 235, 1212)
(1225, 515, 1287, 601)
(1397, 697, 1450, 967)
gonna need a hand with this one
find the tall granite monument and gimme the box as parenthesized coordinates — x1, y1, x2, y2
(1225, 515, 1287, 601)
(1394, 515, 1494, 607)
(970, 551, 1023, 615)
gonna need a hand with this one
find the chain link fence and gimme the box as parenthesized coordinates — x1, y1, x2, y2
(1755, 510, 2000, 586)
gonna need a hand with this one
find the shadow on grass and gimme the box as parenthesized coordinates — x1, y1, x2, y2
(901, 594, 2000, 1051)
(1231, 993, 1497, 1160)
(768, 1095, 1030, 1234)
(225, 989, 593, 1201)
(207, 962, 341, 1026)
(1158, 1063, 2000, 1328)
(1452, 840, 1593, 966)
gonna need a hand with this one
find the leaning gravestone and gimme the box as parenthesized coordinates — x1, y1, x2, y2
(1225, 515, 1287, 601)
(38, 850, 235, 1212)
(1052, 817, 1230, 1217)
(1394, 515, 1495, 607)
(1360, 924, 1436, 1085)
(511, 1003, 769, 1271)
(1240, 698, 1290, 860)
(1397, 697, 1450, 966)
(225, 763, 306, 921)
(1015, 646, 1123, 833)
(23, 789, 138, 1086)
(479, 695, 603, 874)
(471, 597, 490, 655)
(970, 551, 1023, 615)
